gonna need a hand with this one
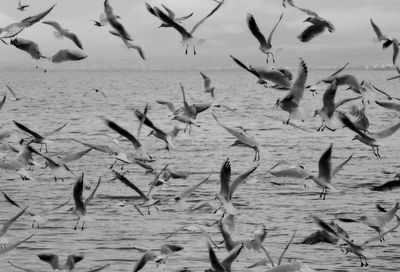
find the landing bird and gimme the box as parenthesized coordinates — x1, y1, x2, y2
(50, 49, 88, 63)
(153, 0, 225, 55)
(132, 244, 183, 272)
(17, 0, 29, 11)
(134, 109, 180, 151)
(305, 143, 341, 200)
(200, 72, 216, 98)
(104, 0, 131, 41)
(10, 38, 46, 60)
(42, 21, 83, 49)
(0, 4, 56, 38)
(0, 206, 28, 247)
(339, 112, 400, 157)
(145, 3, 193, 28)
(276, 58, 308, 124)
(217, 158, 258, 215)
(230, 55, 291, 89)
(246, 12, 283, 63)
(212, 114, 260, 161)
(72, 173, 101, 230)
(38, 253, 84, 271)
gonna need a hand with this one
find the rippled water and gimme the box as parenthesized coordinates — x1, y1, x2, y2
(0, 68, 400, 272)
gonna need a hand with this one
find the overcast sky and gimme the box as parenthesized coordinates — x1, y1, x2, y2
(1, 0, 400, 69)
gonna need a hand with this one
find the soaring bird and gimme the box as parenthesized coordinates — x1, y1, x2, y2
(10, 38, 46, 60)
(276, 58, 308, 124)
(104, 0, 132, 41)
(72, 174, 101, 230)
(200, 72, 216, 98)
(152, 0, 225, 55)
(246, 13, 283, 63)
(145, 3, 193, 28)
(42, 21, 83, 49)
(0, 4, 56, 38)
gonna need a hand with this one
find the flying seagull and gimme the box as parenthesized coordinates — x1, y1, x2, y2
(42, 21, 83, 49)
(145, 3, 194, 28)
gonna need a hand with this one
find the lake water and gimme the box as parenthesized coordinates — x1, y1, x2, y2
(0, 67, 400, 272)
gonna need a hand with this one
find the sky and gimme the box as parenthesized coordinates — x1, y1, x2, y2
(0, 0, 400, 70)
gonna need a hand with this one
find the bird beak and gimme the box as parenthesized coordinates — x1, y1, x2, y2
(147, 132, 152, 136)
(313, 111, 318, 117)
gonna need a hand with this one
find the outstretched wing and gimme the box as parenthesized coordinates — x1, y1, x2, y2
(189, 0, 224, 35)
(246, 13, 267, 48)
(267, 13, 284, 47)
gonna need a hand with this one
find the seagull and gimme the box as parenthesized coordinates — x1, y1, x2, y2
(339, 112, 400, 157)
(305, 143, 341, 199)
(9, 38, 46, 60)
(83, 88, 107, 100)
(104, 0, 132, 41)
(13, 120, 67, 152)
(132, 244, 183, 272)
(246, 12, 283, 63)
(17, 0, 29, 11)
(370, 18, 388, 42)
(200, 72, 216, 98)
(301, 221, 349, 245)
(179, 83, 218, 119)
(0, 4, 56, 38)
(276, 58, 308, 124)
(120, 38, 146, 60)
(230, 55, 291, 89)
(207, 242, 244, 272)
(212, 114, 260, 161)
(27, 199, 70, 228)
(145, 3, 194, 28)
(217, 158, 258, 214)
(152, 0, 225, 55)
(156, 100, 180, 115)
(0, 233, 35, 255)
(0, 206, 28, 247)
(37, 253, 84, 271)
(50, 49, 87, 63)
(348, 105, 369, 133)
(371, 175, 400, 191)
(134, 109, 180, 151)
(370, 18, 399, 65)
(313, 215, 400, 267)
(313, 80, 362, 131)
(72, 173, 101, 230)
(370, 83, 400, 101)
(172, 114, 200, 134)
(42, 21, 83, 50)
(4, 82, 21, 101)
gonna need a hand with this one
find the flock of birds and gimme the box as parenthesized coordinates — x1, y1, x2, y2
(1, 0, 400, 271)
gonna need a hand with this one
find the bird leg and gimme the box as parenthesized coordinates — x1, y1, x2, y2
(109, 159, 117, 169)
(285, 119, 290, 125)
(317, 122, 325, 131)
(193, 46, 197, 55)
(74, 218, 80, 230)
(325, 125, 336, 132)
(81, 221, 85, 231)
(185, 45, 188, 55)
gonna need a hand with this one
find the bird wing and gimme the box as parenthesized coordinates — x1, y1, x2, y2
(277, 232, 296, 265)
(371, 179, 400, 192)
(246, 13, 267, 49)
(2, 191, 20, 208)
(189, 0, 224, 35)
(154, 7, 191, 38)
(334, 96, 362, 110)
(371, 121, 400, 139)
(267, 13, 284, 47)
(361, 219, 400, 246)
(85, 263, 111, 272)
(7, 261, 36, 272)
(175, 174, 210, 200)
(332, 154, 353, 177)
(176, 12, 194, 22)
(112, 170, 149, 201)
(300, 230, 337, 245)
(321, 81, 337, 117)
(392, 38, 399, 65)
(5, 82, 19, 99)
(156, 100, 177, 113)
(38, 199, 70, 216)
(37, 253, 60, 270)
(200, 72, 211, 89)
(207, 242, 225, 272)
(219, 159, 231, 201)
(71, 138, 115, 155)
(318, 143, 332, 182)
(220, 242, 245, 271)
(104, 0, 132, 41)
(133, 251, 156, 272)
(13, 120, 44, 140)
(103, 118, 142, 149)
(298, 23, 326, 42)
(134, 109, 165, 136)
(0, 233, 35, 255)
(43, 122, 68, 138)
(73, 174, 85, 212)
(50, 49, 87, 63)
(63, 31, 83, 50)
(61, 148, 92, 163)
(230, 55, 259, 78)
(370, 18, 387, 41)
(229, 164, 258, 198)
(1, 206, 28, 237)
(42, 20, 63, 31)
(145, 3, 157, 16)
(375, 101, 400, 112)
(125, 41, 146, 60)
(287, 58, 308, 104)
(65, 255, 84, 271)
(192, 103, 212, 114)
(180, 83, 195, 117)
(161, 4, 175, 18)
(85, 177, 101, 205)
(160, 244, 184, 255)
(338, 112, 375, 141)
(0, 95, 5, 110)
